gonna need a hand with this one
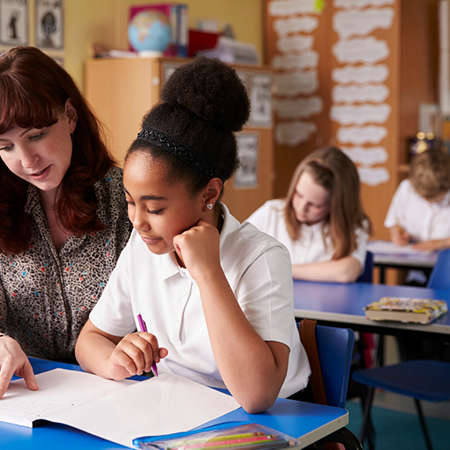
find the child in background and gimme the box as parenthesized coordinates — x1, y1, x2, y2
(385, 149, 450, 252)
(75, 57, 310, 413)
(246, 147, 371, 283)
(386, 150, 450, 359)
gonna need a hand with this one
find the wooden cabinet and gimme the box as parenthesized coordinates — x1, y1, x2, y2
(85, 57, 273, 221)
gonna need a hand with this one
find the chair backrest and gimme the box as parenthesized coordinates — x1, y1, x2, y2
(299, 320, 354, 408)
(427, 248, 450, 289)
(356, 250, 374, 283)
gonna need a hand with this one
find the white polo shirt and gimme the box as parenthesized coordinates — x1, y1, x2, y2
(385, 180, 450, 241)
(89, 204, 310, 398)
(246, 199, 368, 266)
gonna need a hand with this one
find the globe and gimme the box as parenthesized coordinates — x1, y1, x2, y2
(128, 10, 172, 53)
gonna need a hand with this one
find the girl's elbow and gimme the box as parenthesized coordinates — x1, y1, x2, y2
(239, 391, 277, 414)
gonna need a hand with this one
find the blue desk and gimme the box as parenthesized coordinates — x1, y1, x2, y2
(367, 240, 438, 284)
(1, 358, 348, 449)
(293, 280, 450, 336)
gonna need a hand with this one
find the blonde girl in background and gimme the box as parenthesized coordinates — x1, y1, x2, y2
(247, 146, 371, 283)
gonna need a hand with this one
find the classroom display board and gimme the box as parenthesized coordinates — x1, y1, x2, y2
(85, 57, 274, 222)
(265, 0, 438, 239)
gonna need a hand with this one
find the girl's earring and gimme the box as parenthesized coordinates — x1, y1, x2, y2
(207, 203, 214, 210)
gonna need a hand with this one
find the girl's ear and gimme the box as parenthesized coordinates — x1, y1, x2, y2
(202, 178, 223, 211)
(64, 99, 78, 133)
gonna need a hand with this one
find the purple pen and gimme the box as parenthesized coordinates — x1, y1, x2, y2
(137, 313, 159, 376)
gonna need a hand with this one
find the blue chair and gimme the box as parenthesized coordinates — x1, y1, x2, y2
(356, 251, 374, 283)
(298, 319, 362, 449)
(352, 250, 450, 450)
(427, 248, 450, 289)
(352, 360, 450, 450)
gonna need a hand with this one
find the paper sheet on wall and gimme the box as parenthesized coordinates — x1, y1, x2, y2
(2, 369, 239, 449)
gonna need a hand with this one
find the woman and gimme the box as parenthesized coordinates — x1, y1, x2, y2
(0, 47, 131, 397)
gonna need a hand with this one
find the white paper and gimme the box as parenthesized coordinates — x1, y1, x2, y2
(2, 369, 239, 448)
(338, 125, 387, 144)
(333, 37, 389, 64)
(331, 104, 391, 125)
(332, 64, 388, 84)
(332, 83, 389, 103)
(269, 0, 318, 16)
(277, 34, 314, 53)
(273, 16, 318, 36)
(273, 96, 323, 119)
(0, 369, 132, 428)
(276, 120, 317, 145)
(274, 70, 318, 95)
(341, 146, 388, 165)
(367, 240, 433, 256)
(272, 51, 319, 70)
(358, 166, 390, 186)
(333, 7, 394, 39)
(334, 0, 394, 8)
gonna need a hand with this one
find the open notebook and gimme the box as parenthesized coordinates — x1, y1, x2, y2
(1, 369, 239, 448)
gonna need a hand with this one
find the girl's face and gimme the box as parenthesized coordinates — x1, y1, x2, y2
(292, 170, 330, 225)
(123, 151, 205, 255)
(0, 103, 76, 196)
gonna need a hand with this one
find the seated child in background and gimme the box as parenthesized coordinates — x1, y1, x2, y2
(75, 57, 310, 414)
(246, 146, 371, 283)
(385, 149, 450, 252)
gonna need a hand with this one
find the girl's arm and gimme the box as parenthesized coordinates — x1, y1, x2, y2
(292, 255, 362, 282)
(412, 237, 450, 251)
(197, 268, 289, 414)
(173, 221, 290, 414)
(389, 225, 411, 246)
(75, 319, 167, 380)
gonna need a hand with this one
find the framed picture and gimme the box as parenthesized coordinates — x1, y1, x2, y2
(0, 0, 28, 46)
(35, 0, 63, 50)
(234, 133, 259, 189)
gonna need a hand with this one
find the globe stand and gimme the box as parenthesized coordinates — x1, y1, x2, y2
(138, 50, 163, 58)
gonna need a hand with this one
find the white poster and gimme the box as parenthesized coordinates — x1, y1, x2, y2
(249, 75, 272, 127)
(35, 0, 64, 49)
(0, 0, 28, 46)
(234, 133, 259, 188)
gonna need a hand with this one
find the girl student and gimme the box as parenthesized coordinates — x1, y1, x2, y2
(75, 57, 310, 413)
(247, 147, 372, 282)
(0, 47, 131, 398)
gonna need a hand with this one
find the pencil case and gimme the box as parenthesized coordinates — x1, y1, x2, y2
(134, 423, 300, 449)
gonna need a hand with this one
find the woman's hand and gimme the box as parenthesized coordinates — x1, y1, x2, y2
(0, 335, 38, 399)
(107, 332, 167, 381)
(173, 220, 222, 282)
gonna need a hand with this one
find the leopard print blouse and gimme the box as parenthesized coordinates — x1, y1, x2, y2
(0, 166, 132, 361)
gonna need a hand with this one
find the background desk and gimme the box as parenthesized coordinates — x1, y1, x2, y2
(367, 241, 437, 284)
(1, 358, 348, 450)
(293, 280, 450, 336)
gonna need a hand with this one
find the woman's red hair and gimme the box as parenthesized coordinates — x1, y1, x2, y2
(0, 46, 115, 254)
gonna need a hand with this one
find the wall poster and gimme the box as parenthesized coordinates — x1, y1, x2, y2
(0, 0, 28, 46)
(35, 0, 63, 49)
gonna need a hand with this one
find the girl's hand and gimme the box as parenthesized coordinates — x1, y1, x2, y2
(173, 220, 222, 281)
(0, 335, 38, 399)
(107, 332, 167, 380)
(391, 225, 410, 246)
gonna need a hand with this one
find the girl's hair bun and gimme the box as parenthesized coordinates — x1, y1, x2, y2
(161, 57, 249, 132)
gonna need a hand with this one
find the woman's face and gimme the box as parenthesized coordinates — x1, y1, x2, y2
(123, 151, 205, 255)
(292, 170, 330, 225)
(0, 103, 76, 196)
